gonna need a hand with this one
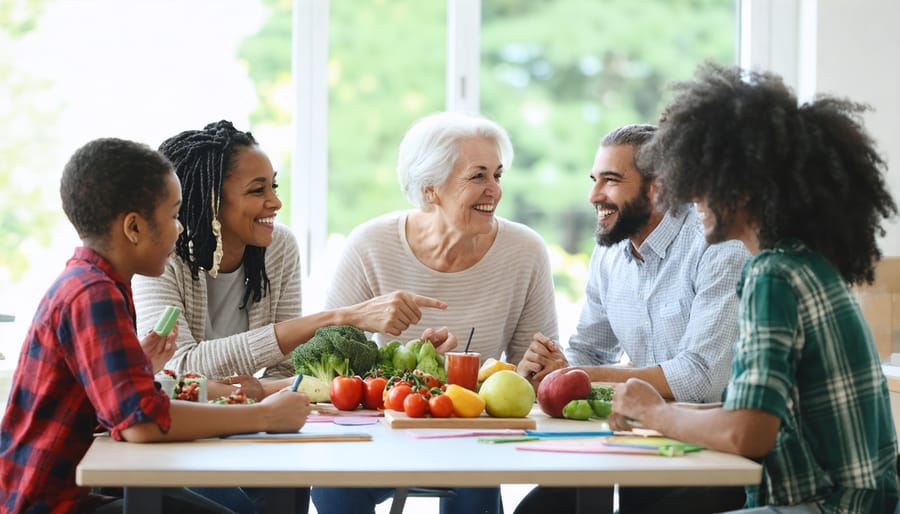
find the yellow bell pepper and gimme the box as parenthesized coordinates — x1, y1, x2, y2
(444, 384, 485, 417)
(477, 358, 517, 382)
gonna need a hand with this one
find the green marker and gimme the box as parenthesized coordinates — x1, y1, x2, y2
(154, 306, 181, 337)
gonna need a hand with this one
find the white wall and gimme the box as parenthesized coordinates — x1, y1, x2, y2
(746, 0, 900, 256)
(813, 0, 900, 256)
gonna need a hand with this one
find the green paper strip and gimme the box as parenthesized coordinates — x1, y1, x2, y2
(154, 306, 181, 337)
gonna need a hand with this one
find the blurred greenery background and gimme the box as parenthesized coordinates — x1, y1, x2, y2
(0, 0, 735, 361)
(238, 0, 736, 300)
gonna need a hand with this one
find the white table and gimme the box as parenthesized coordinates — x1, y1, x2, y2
(76, 410, 761, 513)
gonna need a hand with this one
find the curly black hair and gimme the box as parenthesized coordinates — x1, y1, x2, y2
(61, 138, 172, 244)
(642, 63, 897, 285)
(158, 120, 269, 308)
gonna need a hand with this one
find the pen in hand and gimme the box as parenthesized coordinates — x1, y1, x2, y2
(290, 373, 303, 393)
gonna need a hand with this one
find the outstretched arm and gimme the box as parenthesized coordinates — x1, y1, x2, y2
(610, 378, 779, 458)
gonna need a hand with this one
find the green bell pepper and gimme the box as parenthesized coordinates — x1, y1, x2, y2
(562, 399, 594, 420)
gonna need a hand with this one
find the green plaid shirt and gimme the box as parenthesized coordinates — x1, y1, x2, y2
(724, 240, 898, 514)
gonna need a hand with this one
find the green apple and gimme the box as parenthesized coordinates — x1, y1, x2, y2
(478, 370, 535, 418)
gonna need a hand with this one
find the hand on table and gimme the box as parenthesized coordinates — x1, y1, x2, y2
(141, 325, 178, 373)
(421, 326, 457, 354)
(349, 291, 447, 336)
(608, 378, 666, 432)
(517, 332, 569, 388)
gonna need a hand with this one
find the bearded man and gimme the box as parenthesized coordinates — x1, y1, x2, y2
(514, 124, 750, 514)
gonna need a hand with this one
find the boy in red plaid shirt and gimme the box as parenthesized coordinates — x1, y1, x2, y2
(0, 138, 312, 513)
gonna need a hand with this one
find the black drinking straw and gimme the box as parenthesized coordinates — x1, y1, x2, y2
(464, 327, 475, 353)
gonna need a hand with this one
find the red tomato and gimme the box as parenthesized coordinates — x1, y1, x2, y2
(421, 373, 441, 389)
(363, 376, 387, 410)
(428, 394, 453, 418)
(330, 375, 364, 411)
(387, 384, 413, 412)
(403, 393, 429, 418)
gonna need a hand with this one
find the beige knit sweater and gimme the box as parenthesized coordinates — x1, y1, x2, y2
(325, 212, 559, 365)
(133, 224, 300, 379)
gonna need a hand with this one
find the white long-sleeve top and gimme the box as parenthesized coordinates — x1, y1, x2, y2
(132, 224, 300, 379)
(325, 211, 559, 365)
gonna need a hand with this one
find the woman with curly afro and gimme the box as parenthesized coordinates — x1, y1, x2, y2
(610, 63, 899, 514)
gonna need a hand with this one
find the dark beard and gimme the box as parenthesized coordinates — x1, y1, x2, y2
(594, 189, 652, 247)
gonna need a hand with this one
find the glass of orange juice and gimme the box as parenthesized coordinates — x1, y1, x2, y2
(446, 352, 481, 391)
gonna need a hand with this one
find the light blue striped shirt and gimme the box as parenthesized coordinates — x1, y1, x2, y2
(566, 205, 749, 402)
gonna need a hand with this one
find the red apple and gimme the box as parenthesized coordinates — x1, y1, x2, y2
(537, 367, 592, 418)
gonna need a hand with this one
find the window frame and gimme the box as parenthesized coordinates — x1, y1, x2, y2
(289, 0, 787, 285)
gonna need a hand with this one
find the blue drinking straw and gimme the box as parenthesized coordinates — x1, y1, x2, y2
(290, 373, 304, 392)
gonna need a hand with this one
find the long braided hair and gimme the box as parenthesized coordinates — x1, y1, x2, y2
(159, 120, 270, 308)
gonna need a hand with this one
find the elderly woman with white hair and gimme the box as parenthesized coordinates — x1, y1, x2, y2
(312, 111, 559, 514)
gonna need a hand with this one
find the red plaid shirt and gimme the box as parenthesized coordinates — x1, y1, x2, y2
(0, 247, 171, 513)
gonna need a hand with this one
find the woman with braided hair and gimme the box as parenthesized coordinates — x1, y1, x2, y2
(609, 63, 899, 513)
(133, 120, 451, 397)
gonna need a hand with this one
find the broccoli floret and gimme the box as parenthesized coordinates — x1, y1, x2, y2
(319, 325, 379, 375)
(590, 385, 614, 401)
(292, 335, 338, 383)
(327, 354, 351, 378)
(291, 325, 366, 382)
(300, 353, 350, 384)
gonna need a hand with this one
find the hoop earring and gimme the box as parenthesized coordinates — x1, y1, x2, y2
(208, 190, 224, 278)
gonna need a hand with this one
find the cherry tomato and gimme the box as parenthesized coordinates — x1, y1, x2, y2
(387, 383, 413, 412)
(330, 375, 364, 411)
(428, 394, 453, 418)
(421, 373, 441, 389)
(363, 376, 387, 410)
(403, 393, 429, 418)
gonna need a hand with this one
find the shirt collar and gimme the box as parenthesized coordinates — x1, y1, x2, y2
(72, 246, 131, 293)
(623, 206, 691, 262)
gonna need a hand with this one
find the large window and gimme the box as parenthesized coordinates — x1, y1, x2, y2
(0, 0, 737, 367)
(478, 0, 737, 332)
(0, 0, 278, 366)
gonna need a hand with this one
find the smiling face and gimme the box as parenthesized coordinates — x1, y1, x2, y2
(589, 144, 653, 247)
(429, 136, 503, 235)
(218, 146, 282, 253)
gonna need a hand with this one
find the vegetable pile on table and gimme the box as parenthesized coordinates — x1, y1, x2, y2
(562, 385, 614, 420)
(329, 369, 452, 417)
(377, 339, 446, 383)
(290, 325, 379, 383)
(291, 325, 530, 420)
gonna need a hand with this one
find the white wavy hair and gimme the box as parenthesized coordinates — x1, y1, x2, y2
(397, 111, 514, 208)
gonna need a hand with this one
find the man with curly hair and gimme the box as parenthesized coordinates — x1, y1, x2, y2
(611, 63, 900, 514)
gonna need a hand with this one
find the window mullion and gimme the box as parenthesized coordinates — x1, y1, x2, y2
(292, 0, 330, 283)
(446, 0, 481, 113)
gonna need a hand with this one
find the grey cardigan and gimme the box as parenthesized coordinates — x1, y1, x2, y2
(133, 224, 301, 379)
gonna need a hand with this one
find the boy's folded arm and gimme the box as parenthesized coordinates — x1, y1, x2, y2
(118, 402, 263, 443)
